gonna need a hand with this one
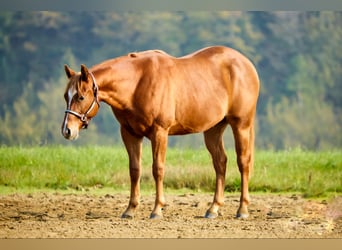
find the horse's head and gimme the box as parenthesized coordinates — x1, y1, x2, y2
(61, 64, 100, 140)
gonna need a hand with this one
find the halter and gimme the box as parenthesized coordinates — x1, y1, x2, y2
(65, 72, 100, 129)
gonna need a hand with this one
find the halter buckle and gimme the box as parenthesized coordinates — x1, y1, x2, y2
(80, 115, 87, 122)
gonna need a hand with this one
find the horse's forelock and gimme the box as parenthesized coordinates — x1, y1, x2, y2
(64, 74, 81, 100)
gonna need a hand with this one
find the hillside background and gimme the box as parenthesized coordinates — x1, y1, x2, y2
(0, 11, 341, 150)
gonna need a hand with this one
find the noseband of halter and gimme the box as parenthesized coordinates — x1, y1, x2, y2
(65, 72, 100, 129)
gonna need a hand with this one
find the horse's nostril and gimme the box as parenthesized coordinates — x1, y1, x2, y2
(66, 128, 71, 136)
(62, 126, 77, 140)
(63, 127, 71, 138)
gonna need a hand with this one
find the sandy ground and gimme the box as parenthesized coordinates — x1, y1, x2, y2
(0, 192, 341, 238)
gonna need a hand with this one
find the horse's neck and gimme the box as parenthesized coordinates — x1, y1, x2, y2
(93, 66, 137, 111)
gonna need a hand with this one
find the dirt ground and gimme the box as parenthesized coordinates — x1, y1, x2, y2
(0, 192, 341, 238)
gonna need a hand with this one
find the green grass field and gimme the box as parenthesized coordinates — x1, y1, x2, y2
(0, 146, 341, 198)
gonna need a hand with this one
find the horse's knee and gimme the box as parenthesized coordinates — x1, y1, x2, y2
(215, 155, 227, 176)
(220, 154, 228, 165)
(152, 164, 165, 180)
(130, 167, 140, 183)
(237, 152, 251, 173)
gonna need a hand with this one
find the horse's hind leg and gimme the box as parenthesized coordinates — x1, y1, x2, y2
(231, 117, 255, 219)
(204, 121, 228, 218)
(120, 126, 143, 219)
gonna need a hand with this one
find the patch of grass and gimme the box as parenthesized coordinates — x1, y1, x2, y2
(0, 145, 130, 190)
(251, 148, 342, 197)
(0, 146, 341, 198)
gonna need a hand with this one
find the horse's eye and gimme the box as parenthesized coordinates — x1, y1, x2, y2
(79, 96, 85, 101)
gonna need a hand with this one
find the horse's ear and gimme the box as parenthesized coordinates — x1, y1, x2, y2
(64, 64, 75, 78)
(80, 64, 90, 82)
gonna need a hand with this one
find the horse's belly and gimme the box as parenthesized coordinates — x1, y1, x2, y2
(168, 124, 198, 135)
(170, 107, 226, 135)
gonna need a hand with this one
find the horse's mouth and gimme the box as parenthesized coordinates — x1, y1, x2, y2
(66, 133, 79, 141)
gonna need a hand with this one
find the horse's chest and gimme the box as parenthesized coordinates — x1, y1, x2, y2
(115, 109, 153, 136)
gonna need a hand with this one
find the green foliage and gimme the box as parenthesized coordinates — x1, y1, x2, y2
(0, 146, 341, 198)
(263, 96, 341, 150)
(0, 11, 341, 150)
(0, 83, 43, 145)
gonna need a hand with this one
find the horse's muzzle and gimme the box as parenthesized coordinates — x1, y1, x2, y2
(62, 126, 79, 140)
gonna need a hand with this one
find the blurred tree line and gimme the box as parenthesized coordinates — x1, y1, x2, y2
(0, 11, 341, 150)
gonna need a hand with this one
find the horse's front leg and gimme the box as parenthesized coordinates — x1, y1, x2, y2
(149, 126, 168, 219)
(120, 126, 143, 219)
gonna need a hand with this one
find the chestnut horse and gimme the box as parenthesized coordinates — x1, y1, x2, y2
(61, 46, 259, 219)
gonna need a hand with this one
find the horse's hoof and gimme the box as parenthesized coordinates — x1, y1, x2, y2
(121, 213, 134, 219)
(236, 206, 249, 219)
(150, 213, 163, 219)
(236, 213, 249, 219)
(204, 210, 218, 219)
